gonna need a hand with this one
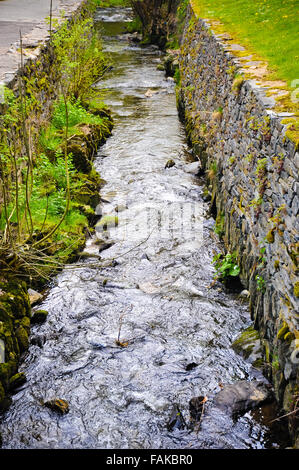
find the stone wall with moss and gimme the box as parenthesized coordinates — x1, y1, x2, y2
(177, 5, 298, 443)
(0, 0, 112, 423)
(0, 281, 31, 413)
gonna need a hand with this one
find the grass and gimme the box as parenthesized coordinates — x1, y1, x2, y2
(191, 0, 299, 145)
(0, 96, 111, 269)
(93, 0, 130, 6)
(191, 0, 299, 87)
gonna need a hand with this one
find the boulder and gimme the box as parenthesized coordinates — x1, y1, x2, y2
(213, 380, 274, 417)
(183, 161, 202, 175)
(28, 288, 42, 306)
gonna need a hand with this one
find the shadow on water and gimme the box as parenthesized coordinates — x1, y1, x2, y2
(0, 8, 290, 449)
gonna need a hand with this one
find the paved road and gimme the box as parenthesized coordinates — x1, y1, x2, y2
(0, 0, 80, 81)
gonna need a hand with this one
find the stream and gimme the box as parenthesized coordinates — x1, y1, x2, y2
(0, 8, 288, 449)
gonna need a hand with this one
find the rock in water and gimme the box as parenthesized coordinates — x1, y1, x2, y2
(98, 241, 114, 253)
(31, 310, 48, 324)
(183, 161, 202, 175)
(189, 396, 207, 425)
(165, 159, 175, 169)
(44, 398, 69, 415)
(232, 325, 263, 365)
(9, 372, 26, 391)
(28, 288, 42, 305)
(167, 405, 186, 431)
(213, 380, 274, 417)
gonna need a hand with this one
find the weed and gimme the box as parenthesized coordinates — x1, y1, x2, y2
(213, 251, 240, 280)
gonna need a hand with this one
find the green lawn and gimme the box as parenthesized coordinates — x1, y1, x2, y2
(191, 0, 299, 89)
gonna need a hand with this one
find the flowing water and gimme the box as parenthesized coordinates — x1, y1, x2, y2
(0, 8, 287, 449)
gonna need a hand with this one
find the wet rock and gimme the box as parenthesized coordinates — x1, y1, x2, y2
(128, 32, 142, 43)
(167, 404, 186, 431)
(183, 161, 202, 175)
(165, 159, 175, 169)
(185, 362, 198, 371)
(145, 89, 159, 98)
(96, 215, 119, 231)
(30, 335, 46, 348)
(9, 372, 26, 391)
(232, 326, 263, 363)
(213, 380, 274, 417)
(114, 204, 128, 213)
(239, 289, 250, 299)
(44, 398, 69, 415)
(31, 310, 48, 325)
(28, 288, 42, 306)
(189, 396, 207, 426)
(98, 241, 114, 253)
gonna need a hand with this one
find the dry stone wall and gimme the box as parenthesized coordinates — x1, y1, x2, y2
(177, 5, 298, 439)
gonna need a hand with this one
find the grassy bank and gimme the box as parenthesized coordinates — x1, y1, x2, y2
(0, 2, 113, 285)
(93, 0, 129, 6)
(191, 0, 299, 87)
(191, 0, 299, 145)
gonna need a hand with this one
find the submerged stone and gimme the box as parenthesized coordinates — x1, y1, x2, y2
(167, 404, 186, 431)
(44, 398, 69, 415)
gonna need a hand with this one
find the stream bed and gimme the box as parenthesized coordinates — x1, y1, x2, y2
(0, 8, 288, 449)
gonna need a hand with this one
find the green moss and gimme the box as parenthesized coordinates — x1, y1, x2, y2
(232, 74, 244, 93)
(274, 260, 280, 270)
(15, 326, 29, 353)
(284, 331, 295, 343)
(263, 340, 270, 363)
(252, 358, 264, 369)
(97, 215, 119, 231)
(214, 212, 225, 238)
(277, 321, 289, 340)
(0, 382, 5, 403)
(283, 119, 299, 150)
(272, 354, 280, 371)
(31, 310, 49, 324)
(294, 281, 299, 298)
(266, 229, 275, 244)
(232, 326, 261, 360)
(9, 372, 26, 390)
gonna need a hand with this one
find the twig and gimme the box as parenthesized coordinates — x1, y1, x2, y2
(269, 405, 299, 423)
